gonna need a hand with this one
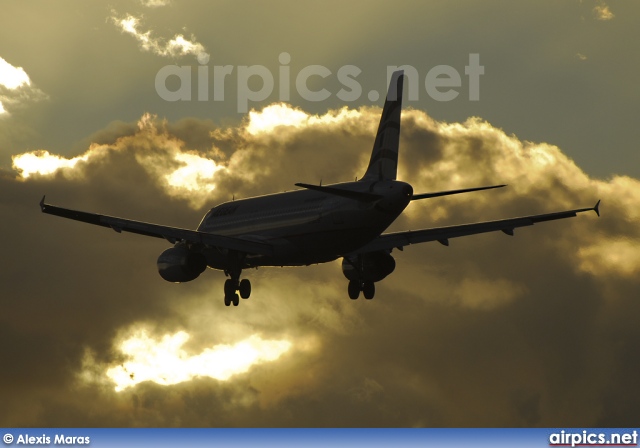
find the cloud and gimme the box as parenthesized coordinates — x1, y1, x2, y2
(578, 238, 640, 278)
(97, 331, 291, 391)
(12, 150, 90, 178)
(246, 103, 361, 135)
(12, 113, 225, 208)
(0, 56, 31, 90)
(12, 107, 366, 208)
(3, 103, 640, 426)
(0, 56, 47, 115)
(140, 0, 170, 7)
(111, 13, 209, 64)
(593, 2, 615, 20)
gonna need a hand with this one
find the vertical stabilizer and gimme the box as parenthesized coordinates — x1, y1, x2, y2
(361, 70, 404, 181)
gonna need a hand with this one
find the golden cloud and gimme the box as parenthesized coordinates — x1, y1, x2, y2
(6, 103, 640, 426)
(111, 12, 209, 63)
(0, 55, 47, 115)
(593, 3, 615, 20)
(99, 330, 291, 391)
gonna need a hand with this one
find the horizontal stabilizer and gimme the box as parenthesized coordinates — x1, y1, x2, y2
(411, 184, 506, 201)
(295, 183, 382, 202)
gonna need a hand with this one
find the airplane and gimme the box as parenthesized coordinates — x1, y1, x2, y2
(40, 70, 600, 306)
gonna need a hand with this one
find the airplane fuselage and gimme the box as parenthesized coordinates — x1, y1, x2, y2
(39, 69, 599, 306)
(197, 179, 413, 269)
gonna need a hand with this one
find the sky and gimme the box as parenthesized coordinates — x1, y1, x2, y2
(1, 0, 639, 427)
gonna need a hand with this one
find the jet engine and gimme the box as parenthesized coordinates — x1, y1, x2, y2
(157, 244, 207, 283)
(342, 251, 396, 283)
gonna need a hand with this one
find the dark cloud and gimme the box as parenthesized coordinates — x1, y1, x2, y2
(1, 104, 639, 427)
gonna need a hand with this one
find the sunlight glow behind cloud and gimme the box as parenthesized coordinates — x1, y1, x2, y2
(106, 331, 292, 391)
(0, 56, 31, 90)
(11, 150, 90, 178)
(11, 114, 224, 206)
(0, 56, 44, 115)
(246, 103, 361, 135)
(165, 152, 223, 192)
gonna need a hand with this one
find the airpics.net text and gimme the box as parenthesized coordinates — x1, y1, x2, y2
(154, 52, 484, 112)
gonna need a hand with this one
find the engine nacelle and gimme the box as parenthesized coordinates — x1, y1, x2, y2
(342, 251, 396, 283)
(157, 245, 207, 283)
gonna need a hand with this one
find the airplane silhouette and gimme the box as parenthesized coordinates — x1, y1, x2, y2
(40, 71, 600, 306)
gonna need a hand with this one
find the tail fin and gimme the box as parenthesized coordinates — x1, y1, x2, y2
(361, 70, 404, 181)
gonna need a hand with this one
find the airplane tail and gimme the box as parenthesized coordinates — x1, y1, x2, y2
(361, 70, 404, 181)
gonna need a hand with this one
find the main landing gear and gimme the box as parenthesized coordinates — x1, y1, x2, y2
(223, 251, 251, 307)
(224, 278, 251, 306)
(347, 280, 375, 300)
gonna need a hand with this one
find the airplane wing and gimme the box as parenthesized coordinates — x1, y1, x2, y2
(39, 197, 273, 256)
(352, 200, 600, 254)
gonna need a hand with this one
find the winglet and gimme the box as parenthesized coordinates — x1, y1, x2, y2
(594, 199, 601, 217)
(40, 195, 46, 212)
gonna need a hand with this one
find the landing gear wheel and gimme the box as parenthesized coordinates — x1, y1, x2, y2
(363, 281, 375, 300)
(239, 279, 251, 299)
(348, 280, 360, 300)
(224, 279, 238, 296)
(224, 279, 241, 306)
